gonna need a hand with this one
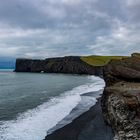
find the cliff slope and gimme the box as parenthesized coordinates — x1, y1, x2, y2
(102, 53, 140, 140)
(15, 56, 103, 76)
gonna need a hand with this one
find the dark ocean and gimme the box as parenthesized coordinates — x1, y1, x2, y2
(0, 71, 104, 140)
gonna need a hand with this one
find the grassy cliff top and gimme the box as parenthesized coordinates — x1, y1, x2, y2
(81, 55, 128, 66)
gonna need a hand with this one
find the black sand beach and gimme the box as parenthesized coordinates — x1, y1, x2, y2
(44, 98, 114, 140)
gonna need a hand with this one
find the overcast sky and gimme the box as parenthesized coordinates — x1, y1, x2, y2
(0, 0, 140, 58)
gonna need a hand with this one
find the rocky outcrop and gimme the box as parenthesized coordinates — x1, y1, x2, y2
(15, 56, 103, 76)
(102, 53, 140, 140)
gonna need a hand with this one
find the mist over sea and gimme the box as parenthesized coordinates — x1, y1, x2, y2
(0, 71, 104, 140)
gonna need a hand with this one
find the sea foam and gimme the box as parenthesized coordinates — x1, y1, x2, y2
(0, 76, 104, 140)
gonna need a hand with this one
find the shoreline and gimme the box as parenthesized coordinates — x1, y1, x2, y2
(44, 97, 114, 140)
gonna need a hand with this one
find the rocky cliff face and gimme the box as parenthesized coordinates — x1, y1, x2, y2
(15, 56, 103, 76)
(102, 53, 140, 140)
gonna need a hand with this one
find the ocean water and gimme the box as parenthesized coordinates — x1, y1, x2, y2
(0, 71, 105, 140)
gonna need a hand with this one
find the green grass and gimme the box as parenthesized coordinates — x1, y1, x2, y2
(81, 55, 128, 66)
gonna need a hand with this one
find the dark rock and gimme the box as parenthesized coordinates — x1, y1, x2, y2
(102, 53, 140, 140)
(15, 56, 103, 76)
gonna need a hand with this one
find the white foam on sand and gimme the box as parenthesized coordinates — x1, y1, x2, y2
(0, 76, 105, 140)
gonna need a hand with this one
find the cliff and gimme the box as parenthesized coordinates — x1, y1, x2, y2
(102, 53, 140, 140)
(15, 54, 140, 140)
(15, 56, 103, 76)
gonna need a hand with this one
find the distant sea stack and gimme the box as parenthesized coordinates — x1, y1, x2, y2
(102, 53, 140, 139)
(15, 56, 103, 76)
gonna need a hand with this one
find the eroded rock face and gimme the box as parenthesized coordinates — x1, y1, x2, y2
(15, 56, 103, 76)
(102, 53, 140, 140)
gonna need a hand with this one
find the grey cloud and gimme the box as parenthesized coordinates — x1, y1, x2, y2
(0, 0, 139, 58)
(0, 0, 124, 29)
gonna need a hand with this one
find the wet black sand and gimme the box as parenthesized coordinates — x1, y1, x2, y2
(44, 98, 114, 140)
